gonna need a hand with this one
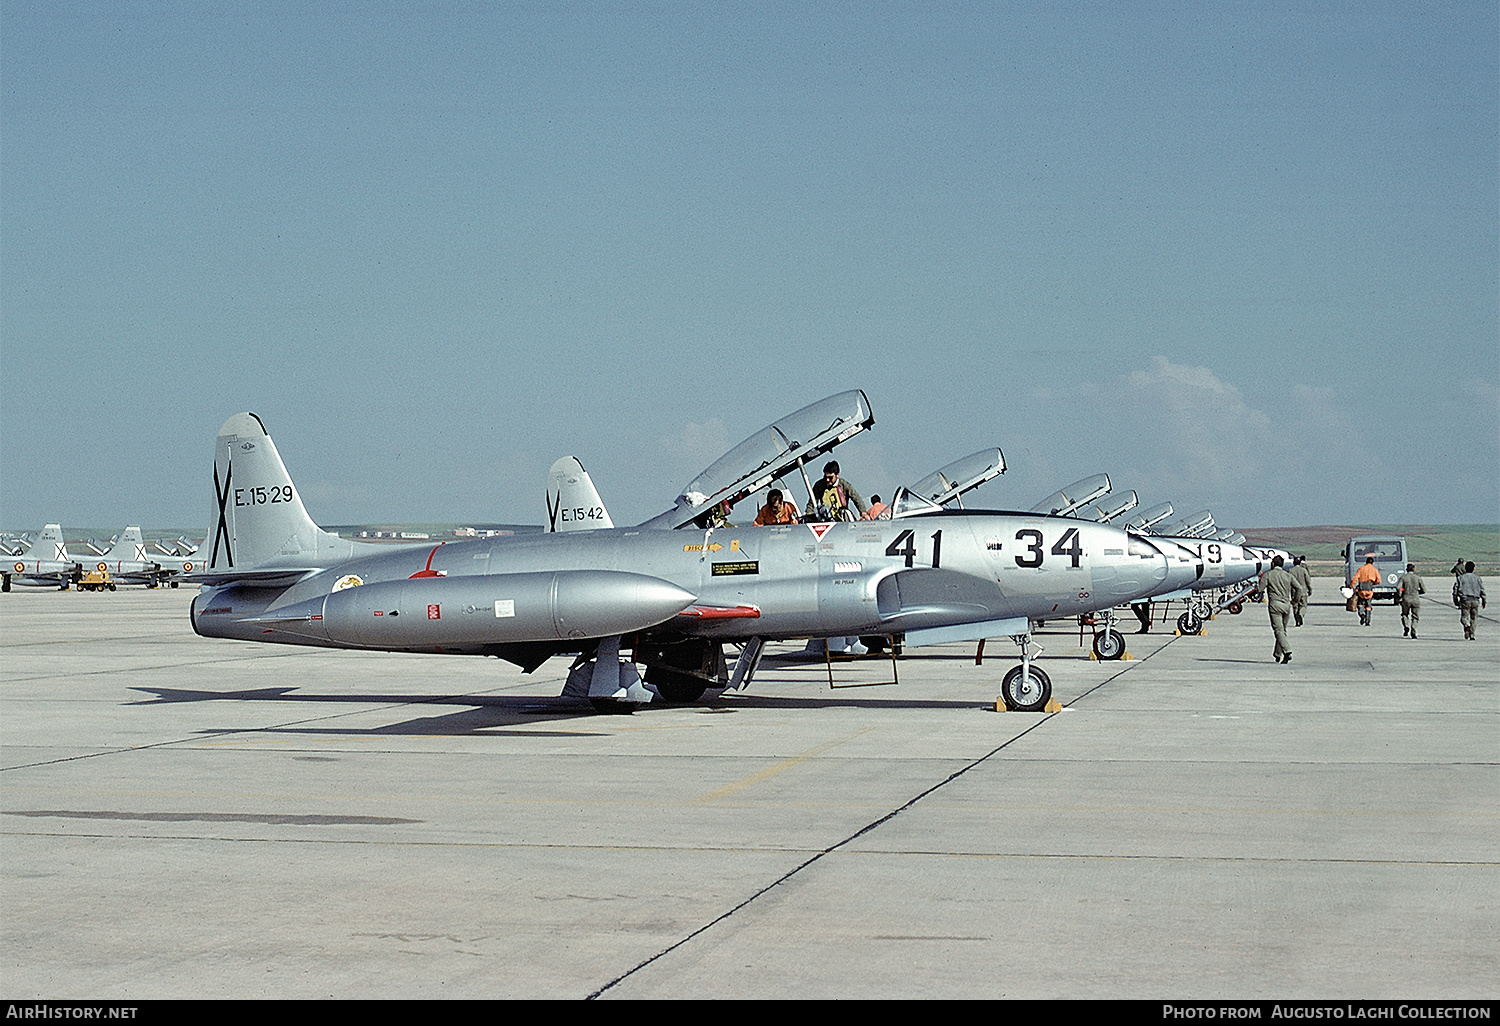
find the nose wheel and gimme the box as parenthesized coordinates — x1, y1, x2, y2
(1092, 628, 1126, 660)
(1177, 610, 1204, 635)
(999, 629, 1053, 712)
(1001, 664, 1052, 712)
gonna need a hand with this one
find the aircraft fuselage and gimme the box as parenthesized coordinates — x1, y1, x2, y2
(192, 512, 1180, 654)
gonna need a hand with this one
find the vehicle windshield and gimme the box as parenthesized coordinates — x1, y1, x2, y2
(1353, 541, 1404, 561)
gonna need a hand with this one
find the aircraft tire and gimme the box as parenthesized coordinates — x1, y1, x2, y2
(1177, 611, 1203, 635)
(646, 667, 707, 703)
(1000, 665, 1052, 712)
(1092, 629, 1126, 660)
(2, 576, 9, 593)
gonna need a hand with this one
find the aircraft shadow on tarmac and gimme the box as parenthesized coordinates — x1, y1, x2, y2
(126, 684, 996, 738)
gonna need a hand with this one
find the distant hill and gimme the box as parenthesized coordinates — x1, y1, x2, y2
(1240, 525, 1499, 575)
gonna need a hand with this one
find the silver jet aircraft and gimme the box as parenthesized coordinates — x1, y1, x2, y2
(88, 526, 200, 588)
(3, 524, 81, 591)
(189, 409, 1191, 712)
(1130, 507, 1278, 635)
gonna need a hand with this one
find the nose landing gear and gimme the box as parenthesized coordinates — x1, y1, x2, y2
(998, 630, 1053, 712)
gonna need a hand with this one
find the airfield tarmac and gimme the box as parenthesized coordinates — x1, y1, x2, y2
(1, 587, 1495, 1000)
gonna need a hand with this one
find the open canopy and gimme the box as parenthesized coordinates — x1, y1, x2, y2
(905, 447, 1005, 508)
(1029, 474, 1111, 517)
(1075, 489, 1139, 523)
(1122, 501, 1174, 532)
(639, 390, 875, 529)
(1154, 510, 1215, 538)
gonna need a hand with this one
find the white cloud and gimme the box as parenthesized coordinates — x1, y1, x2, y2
(1028, 355, 1400, 524)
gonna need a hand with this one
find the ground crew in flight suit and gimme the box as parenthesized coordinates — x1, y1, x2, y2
(1261, 555, 1306, 664)
(1453, 561, 1486, 640)
(1397, 563, 1424, 638)
(1350, 555, 1381, 627)
(1289, 555, 1314, 627)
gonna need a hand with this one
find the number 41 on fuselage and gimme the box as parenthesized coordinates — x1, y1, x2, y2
(188, 406, 1196, 712)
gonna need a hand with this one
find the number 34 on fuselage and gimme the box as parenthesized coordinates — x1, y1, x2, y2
(189, 413, 1190, 659)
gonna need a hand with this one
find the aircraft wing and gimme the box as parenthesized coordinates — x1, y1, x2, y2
(183, 567, 325, 589)
(638, 390, 874, 530)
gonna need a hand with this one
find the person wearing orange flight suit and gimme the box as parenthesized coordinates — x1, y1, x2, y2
(1350, 555, 1381, 627)
(753, 488, 799, 526)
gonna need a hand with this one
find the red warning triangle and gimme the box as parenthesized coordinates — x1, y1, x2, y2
(807, 523, 835, 540)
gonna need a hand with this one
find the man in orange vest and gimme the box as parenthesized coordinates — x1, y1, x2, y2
(753, 488, 799, 525)
(1350, 555, 1381, 627)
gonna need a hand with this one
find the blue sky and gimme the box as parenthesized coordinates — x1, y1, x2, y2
(3, 1, 1495, 533)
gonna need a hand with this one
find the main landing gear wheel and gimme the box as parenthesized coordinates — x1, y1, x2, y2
(646, 667, 708, 704)
(1177, 611, 1204, 635)
(1092, 629, 1126, 660)
(1000, 665, 1052, 712)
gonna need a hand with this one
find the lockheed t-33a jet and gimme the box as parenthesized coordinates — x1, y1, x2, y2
(188, 396, 1191, 713)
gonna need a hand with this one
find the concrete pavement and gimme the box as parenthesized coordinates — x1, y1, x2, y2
(2, 587, 1495, 998)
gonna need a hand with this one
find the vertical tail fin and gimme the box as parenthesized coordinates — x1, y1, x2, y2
(98, 526, 147, 562)
(207, 413, 356, 572)
(37, 524, 69, 563)
(546, 456, 615, 532)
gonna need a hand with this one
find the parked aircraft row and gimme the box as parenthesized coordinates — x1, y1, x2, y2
(2, 527, 199, 591)
(182, 393, 1288, 713)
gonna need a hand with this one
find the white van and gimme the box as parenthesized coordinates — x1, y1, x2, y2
(1343, 536, 1407, 601)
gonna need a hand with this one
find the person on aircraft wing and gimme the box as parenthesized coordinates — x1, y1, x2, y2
(1351, 555, 1381, 627)
(864, 495, 889, 520)
(1290, 555, 1314, 627)
(753, 489, 799, 525)
(805, 461, 867, 523)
